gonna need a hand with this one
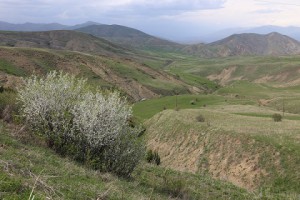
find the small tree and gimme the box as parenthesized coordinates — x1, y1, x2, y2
(272, 113, 282, 122)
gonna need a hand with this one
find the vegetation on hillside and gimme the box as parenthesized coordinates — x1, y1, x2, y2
(17, 71, 144, 177)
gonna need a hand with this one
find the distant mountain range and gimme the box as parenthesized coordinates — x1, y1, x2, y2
(184, 32, 300, 57)
(0, 21, 181, 50)
(1, 21, 300, 58)
(0, 21, 101, 32)
(200, 25, 300, 43)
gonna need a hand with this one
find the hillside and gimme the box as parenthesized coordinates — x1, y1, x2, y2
(133, 92, 300, 198)
(0, 30, 134, 57)
(0, 22, 182, 51)
(0, 47, 203, 101)
(183, 32, 300, 57)
(76, 25, 183, 50)
(0, 120, 257, 199)
(165, 53, 300, 88)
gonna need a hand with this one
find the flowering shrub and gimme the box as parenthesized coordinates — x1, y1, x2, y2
(18, 71, 85, 137)
(18, 71, 144, 176)
(72, 92, 131, 148)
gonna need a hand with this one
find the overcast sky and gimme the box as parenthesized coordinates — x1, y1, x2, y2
(1, 0, 300, 41)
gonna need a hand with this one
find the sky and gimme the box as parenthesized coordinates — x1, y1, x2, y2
(1, 0, 300, 41)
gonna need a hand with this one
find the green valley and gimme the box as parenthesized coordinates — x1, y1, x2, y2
(1, 27, 300, 200)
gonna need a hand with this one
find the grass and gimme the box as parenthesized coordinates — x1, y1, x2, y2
(170, 69, 220, 92)
(133, 94, 255, 121)
(134, 165, 253, 199)
(0, 59, 26, 76)
(0, 123, 161, 199)
(108, 59, 188, 94)
(234, 112, 300, 120)
(144, 108, 300, 197)
(165, 55, 300, 78)
(0, 122, 261, 199)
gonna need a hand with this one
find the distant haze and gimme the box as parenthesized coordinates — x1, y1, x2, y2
(1, 0, 300, 42)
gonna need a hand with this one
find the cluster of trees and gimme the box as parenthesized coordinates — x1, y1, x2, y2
(17, 71, 144, 177)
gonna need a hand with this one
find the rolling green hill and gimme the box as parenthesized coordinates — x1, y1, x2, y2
(0, 30, 134, 57)
(133, 88, 300, 198)
(165, 54, 300, 87)
(144, 107, 300, 195)
(0, 47, 205, 101)
(76, 25, 183, 51)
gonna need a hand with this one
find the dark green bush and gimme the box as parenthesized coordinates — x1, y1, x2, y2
(153, 151, 161, 166)
(272, 113, 282, 122)
(146, 150, 160, 165)
(196, 114, 205, 122)
(146, 150, 154, 163)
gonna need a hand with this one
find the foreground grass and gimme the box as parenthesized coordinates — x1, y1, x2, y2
(0, 122, 260, 199)
(0, 123, 165, 199)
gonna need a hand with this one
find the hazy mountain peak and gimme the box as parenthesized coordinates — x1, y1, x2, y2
(183, 32, 300, 57)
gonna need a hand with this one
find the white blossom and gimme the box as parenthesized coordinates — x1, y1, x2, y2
(72, 91, 132, 148)
(18, 71, 86, 137)
(17, 71, 144, 176)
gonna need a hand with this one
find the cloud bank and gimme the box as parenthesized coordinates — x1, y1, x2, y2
(1, 0, 300, 41)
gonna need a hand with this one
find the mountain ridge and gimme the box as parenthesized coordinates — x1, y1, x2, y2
(183, 32, 300, 57)
(0, 30, 134, 57)
(199, 25, 300, 43)
(76, 24, 183, 50)
(0, 21, 101, 31)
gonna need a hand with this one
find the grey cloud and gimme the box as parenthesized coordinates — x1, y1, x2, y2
(122, 0, 226, 16)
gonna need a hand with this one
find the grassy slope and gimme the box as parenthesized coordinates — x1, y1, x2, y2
(0, 123, 256, 200)
(134, 79, 300, 198)
(144, 107, 300, 198)
(0, 47, 204, 100)
(164, 55, 300, 86)
(216, 80, 300, 114)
